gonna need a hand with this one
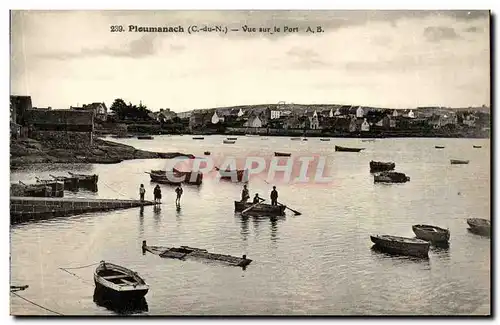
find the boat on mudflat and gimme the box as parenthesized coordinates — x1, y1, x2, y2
(335, 145, 365, 152)
(215, 167, 249, 182)
(93, 261, 149, 300)
(320, 138, 331, 141)
(148, 170, 203, 185)
(204, 151, 211, 155)
(370, 235, 430, 258)
(137, 135, 154, 140)
(450, 159, 469, 165)
(227, 137, 238, 141)
(467, 218, 490, 236)
(473, 145, 482, 149)
(223, 140, 236, 144)
(275, 152, 291, 157)
(435, 146, 445, 149)
(142, 241, 252, 268)
(192, 137, 205, 140)
(373, 171, 410, 183)
(412, 224, 450, 243)
(234, 201, 286, 216)
(369, 161, 395, 173)
(290, 137, 301, 141)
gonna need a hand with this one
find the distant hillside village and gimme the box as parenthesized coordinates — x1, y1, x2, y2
(10, 96, 491, 145)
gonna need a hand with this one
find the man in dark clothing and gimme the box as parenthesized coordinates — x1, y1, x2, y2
(270, 186, 278, 206)
(153, 185, 162, 204)
(175, 184, 183, 205)
(253, 193, 264, 204)
(139, 184, 145, 202)
(241, 185, 250, 203)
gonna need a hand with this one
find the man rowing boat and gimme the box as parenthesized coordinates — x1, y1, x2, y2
(241, 185, 250, 203)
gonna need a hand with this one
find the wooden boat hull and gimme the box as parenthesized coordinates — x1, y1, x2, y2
(223, 140, 235, 144)
(335, 145, 364, 152)
(374, 171, 410, 183)
(369, 161, 395, 173)
(450, 160, 469, 165)
(275, 152, 291, 157)
(192, 137, 204, 140)
(137, 136, 153, 140)
(68, 172, 99, 185)
(412, 224, 450, 243)
(94, 261, 149, 300)
(227, 137, 237, 140)
(473, 145, 482, 148)
(370, 235, 430, 258)
(234, 201, 286, 216)
(320, 138, 331, 141)
(35, 180, 64, 197)
(467, 218, 490, 236)
(204, 151, 211, 155)
(142, 242, 252, 268)
(149, 171, 203, 185)
(215, 167, 248, 182)
(435, 146, 445, 149)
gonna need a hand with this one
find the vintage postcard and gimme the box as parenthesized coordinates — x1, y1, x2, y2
(9, 10, 490, 316)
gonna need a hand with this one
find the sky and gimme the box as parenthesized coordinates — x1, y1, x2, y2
(10, 10, 490, 112)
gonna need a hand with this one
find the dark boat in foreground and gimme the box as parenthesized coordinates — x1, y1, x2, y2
(142, 241, 252, 267)
(467, 218, 490, 236)
(215, 167, 249, 182)
(473, 145, 482, 148)
(274, 152, 291, 157)
(94, 261, 149, 300)
(335, 145, 365, 152)
(49, 174, 79, 190)
(148, 170, 203, 185)
(435, 146, 445, 149)
(369, 161, 395, 173)
(450, 159, 469, 165)
(370, 235, 430, 258)
(373, 171, 410, 183)
(412, 224, 450, 243)
(234, 201, 286, 216)
(35, 179, 64, 197)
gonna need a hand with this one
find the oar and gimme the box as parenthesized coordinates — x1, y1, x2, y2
(241, 200, 265, 216)
(278, 202, 302, 216)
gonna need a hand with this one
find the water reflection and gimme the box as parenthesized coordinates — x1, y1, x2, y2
(153, 205, 161, 226)
(270, 217, 278, 242)
(93, 288, 148, 315)
(139, 207, 144, 237)
(239, 214, 250, 242)
(370, 245, 431, 264)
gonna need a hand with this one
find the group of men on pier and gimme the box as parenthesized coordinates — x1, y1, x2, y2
(139, 183, 183, 205)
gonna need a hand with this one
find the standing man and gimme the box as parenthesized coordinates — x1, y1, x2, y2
(175, 184, 183, 205)
(139, 184, 146, 202)
(270, 186, 278, 206)
(241, 184, 250, 203)
(153, 185, 162, 204)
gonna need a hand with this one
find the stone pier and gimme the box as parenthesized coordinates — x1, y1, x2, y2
(10, 197, 154, 224)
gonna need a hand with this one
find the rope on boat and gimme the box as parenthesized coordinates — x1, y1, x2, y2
(58, 262, 99, 286)
(10, 291, 64, 315)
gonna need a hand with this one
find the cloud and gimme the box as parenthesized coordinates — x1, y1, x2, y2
(286, 47, 329, 69)
(423, 26, 460, 42)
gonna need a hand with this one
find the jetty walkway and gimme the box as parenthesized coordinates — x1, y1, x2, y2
(10, 197, 154, 224)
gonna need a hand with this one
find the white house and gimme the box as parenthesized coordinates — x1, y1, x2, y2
(393, 110, 399, 117)
(244, 115, 262, 128)
(334, 108, 341, 116)
(309, 110, 320, 129)
(356, 106, 365, 118)
(270, 110, 281, 120)
(408, 110, 415, 118)
(237, 108, 244, 117)
(361, 118, 370, 132)
(211, 111, 220, 124)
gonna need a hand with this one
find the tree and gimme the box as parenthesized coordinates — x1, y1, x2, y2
(110, 98, 153, 120)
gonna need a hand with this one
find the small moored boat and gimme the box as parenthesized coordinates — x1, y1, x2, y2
(148, 170, 203, 185)
(227, 137, 238, 141)
(435, 146, 445, 149)
(370, 235, 430, 258)
(361, 139, 376, 142)
(35, 179, 64, 197)
(369, 161, 395, 173)
(192, 137, 205, 140)
(290, 137, 301, 141)
(473, 145, 482, 149)
(412, 224, 450, 243)
(374, 171, 410, 183)
(450, 159, 469, 165)
(335, 145, 365, 152)
(223, 140, 235, 144)
(320, 138, 331, 141)
(137, 135, 154, 140)
(94, 261, 149, 300)
(215, 167, 249, 182)
(467, 218, 490, 236)
(234, 201, 286, 216)
(68, 172, 99, 185)
(274, 152, 291, 157)
(204, 151, 211, 155)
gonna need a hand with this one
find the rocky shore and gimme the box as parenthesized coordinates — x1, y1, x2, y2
(10, 138, 195, 168)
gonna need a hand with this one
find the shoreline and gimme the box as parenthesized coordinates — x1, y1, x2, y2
(10, 137, 195, 169)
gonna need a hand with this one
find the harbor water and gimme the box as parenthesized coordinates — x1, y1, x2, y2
(10, 136, 490, 315)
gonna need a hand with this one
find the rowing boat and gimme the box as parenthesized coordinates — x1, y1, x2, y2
(234, 201, 286, 216)
(148, 170, 203, 185)
(335, 145, 365, 152)
(467, 218, 490, 236)
(369, 161, 395, 173)
(215, 167, 249, 182)
(373, 171, 410, 183)
(450, 159, 469, 165)
(94, 261, 149, 300)
(223, 140, 235, 144)
(274, 152, 291, 157)
(370, 235, 430, 258)
(412, 224, 450, 243)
